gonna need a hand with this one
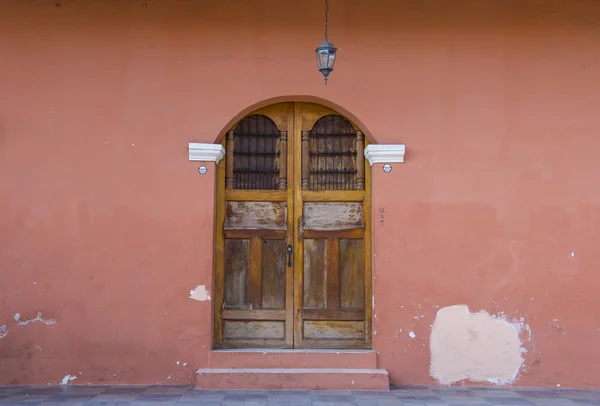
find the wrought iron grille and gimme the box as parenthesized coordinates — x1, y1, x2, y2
(309, 115, 357, 190)
(233, 115, 280, 190)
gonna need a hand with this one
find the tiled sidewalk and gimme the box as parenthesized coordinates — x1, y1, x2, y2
(0, 385, 599, 405)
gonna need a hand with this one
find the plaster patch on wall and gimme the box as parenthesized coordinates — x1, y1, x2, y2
(61, 375, 77, 385)
(430, 305, 526, 386)
(493, 312, 531, 343)
(14, 312, 56, 326)
(0, 325, 8, 339)
(189, 285, 211, 301)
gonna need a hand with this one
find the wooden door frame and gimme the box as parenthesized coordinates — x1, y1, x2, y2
(213, 101, 373, 350)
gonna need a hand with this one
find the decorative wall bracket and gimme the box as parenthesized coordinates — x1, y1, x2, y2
(363, 144, 406, 166)
(189, 143, 225, 164)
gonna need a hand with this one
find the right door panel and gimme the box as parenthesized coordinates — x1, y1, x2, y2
(293, 102, 372, 349)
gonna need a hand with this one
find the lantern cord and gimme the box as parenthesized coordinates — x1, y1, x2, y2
(324, 0, 329, 41)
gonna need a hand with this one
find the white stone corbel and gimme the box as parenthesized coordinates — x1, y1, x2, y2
(363, 144, 406, 166)
(188, 143, 225, 164)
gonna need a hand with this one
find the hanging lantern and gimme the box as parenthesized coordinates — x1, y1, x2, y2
(316, 0, 337, 84)
(316, 39, 337, 84)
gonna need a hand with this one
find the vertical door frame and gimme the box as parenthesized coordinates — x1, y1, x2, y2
(284, 103, 295, 348)
(292, 103, 304, 347)
(213, 101, 373, 349)
(213, 136, 227, 348)
(363, 135, 373, 349)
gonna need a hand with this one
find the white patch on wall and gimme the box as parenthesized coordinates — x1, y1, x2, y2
(14, 312, 56, 326)
(61, 375, 77, 385)
(430, 305, 527, 385)
(0, 325, 8, 339)
(189, 285, 211, 301)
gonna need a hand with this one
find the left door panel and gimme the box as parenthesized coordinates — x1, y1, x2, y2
(214, 103, 294, 349)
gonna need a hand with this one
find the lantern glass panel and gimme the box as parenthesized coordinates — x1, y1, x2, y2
(327, 50, 336, 68)
(317, 50, 329, 69)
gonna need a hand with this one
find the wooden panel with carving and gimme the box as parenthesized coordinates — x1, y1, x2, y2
(225, 201, 287, 230)
(303, 321, 365, 339)
(302, 202, 364, 231)
(339, 239, 365, 310)
(299, 236, 366, 347)
(224, 239, 250, 309)
(221, 235, 290, 348)
(224, 321, 285, 340)
(303, 239, 328, 309)
(261, 239, 286, 310)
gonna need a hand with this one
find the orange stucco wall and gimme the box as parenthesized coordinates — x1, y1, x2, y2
(2, 0, 600, 388)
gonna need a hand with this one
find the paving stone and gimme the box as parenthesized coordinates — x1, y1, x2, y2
(0, 385, 599, 405)
(104, 388, 149, 395)
(483, 397, 536, 405)
(569, 400, 600, 406)
(176, 402, 223, 406)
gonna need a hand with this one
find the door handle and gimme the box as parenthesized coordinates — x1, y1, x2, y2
(287, 244, 293, 267)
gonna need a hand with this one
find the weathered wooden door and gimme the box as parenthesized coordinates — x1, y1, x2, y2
(214, 102, 371, 349)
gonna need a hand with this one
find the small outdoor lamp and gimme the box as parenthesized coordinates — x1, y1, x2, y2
(316, 0, 337, 84)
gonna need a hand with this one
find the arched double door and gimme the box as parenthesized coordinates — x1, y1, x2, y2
(214, 102, 372, 349)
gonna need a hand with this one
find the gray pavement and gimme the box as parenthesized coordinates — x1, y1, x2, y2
(0, 385, 599, 405)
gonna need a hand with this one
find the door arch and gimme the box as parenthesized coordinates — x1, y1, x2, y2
(213, 102, 372, 349)
(212, 96, 378, 145)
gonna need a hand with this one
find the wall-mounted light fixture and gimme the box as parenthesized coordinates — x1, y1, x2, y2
(315, 0, 337, 84)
